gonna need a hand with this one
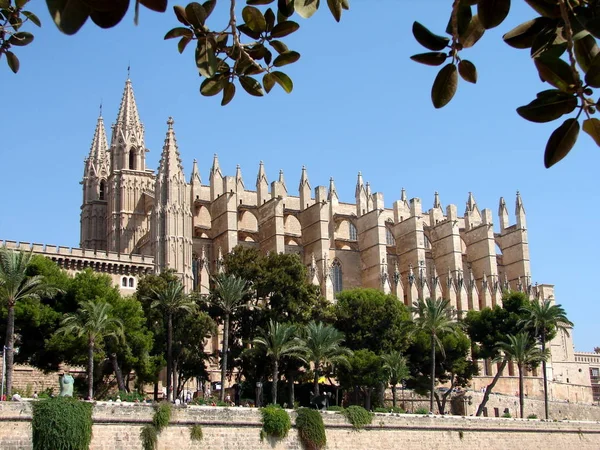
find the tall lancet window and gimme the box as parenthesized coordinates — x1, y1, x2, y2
(349, 222, 358, 241)
(99, 180, 106, 200)
(129, 150, 136, 170)
(332, 259, 343, 293)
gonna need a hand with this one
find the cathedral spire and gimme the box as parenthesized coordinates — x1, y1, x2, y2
(112, 78, 143, 145)
(299, 165, 310, 187)
(355, 171, 365, 197)
(210, 153, 222, 179)
(466, 192, 477, 213)
(157, 117, 184, 180)
(190, 159, 201, 184)
(299, 165, 311, 210)
(433, 191, 441, 209)
(86, 114, 109, 177)
(257, 161, 268, 205)
(236, 164, 245, 189)
(515, 190, 525, 214)
(328, 177, 338, 201)
(278, 169, 286, 190)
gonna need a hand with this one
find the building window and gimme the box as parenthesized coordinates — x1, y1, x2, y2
(424, 235, 431, 249)
(121, 277, 127, 287)
(129, 277, 135, 288)
(386, 228, 395, 246)
(99, 180, 106, 200)
(591, 368, 599, 379)
(129, 150, 136, 170)
(349, 223, 357, 241)
(332, 259, 343, 293)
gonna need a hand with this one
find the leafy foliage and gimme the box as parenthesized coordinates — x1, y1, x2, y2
(295, 407, 326, 450)
(337, 349, 387, 409)
(32, 397, 93, 450)
(261, 404, 292, 439)
(190, 424, 204, 441)
(140, 424, 158, 450)
(153, 402, 172, 432)
(0, 0, 40, 73)
(342, 405, 373, 430)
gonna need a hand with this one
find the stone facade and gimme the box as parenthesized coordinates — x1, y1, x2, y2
(0, 78, 593, 403)
(2, 402, 600, 450)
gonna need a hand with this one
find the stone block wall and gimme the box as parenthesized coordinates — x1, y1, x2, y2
(2, 402, 600, 450)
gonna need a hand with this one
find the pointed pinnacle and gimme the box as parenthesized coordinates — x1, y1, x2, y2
(433, 191, 441, 209)
(190, 159, 201, 184)
(499, 197, 508, 216)
(516, 190, 525, 214)
(401, 187, 407, 202)
(257, 160, 267, 185)
(355, 171, 364, 197)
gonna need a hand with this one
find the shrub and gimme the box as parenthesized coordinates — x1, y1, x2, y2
(140, 424, 158, 450)
(342, 405, 373, 430)
(326, 406, 344, 412)
(190, 424, 203, 441)
(153, 402, 172, 432)
(296, 408, 326, 450)
(527, 414, 538, 419)
(390, 407, 405, 414)
(414, 407, 429, 415)
(502, 412, 512, 418)
(106, 390, 146, 403)
(32, 397, 93, 450)
(261, 405, 292, 439)
(374, 407, 390, 413)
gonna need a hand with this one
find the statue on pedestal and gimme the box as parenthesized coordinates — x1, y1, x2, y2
(59, 372, 74, 397)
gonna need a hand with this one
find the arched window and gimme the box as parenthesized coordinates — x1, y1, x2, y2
(424, 235, 431, 249)
(349, 223, 358, 241)
(128, 277, 134, 288)
(332, 259, 343, 293)
(99, 180, 106, 200)
(386, 228, 395, 246)
(129, 150, 136, 170)
(121, 277, 127, 287)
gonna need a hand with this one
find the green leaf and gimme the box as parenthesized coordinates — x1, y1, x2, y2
(271, 21, 299, 38)
(15, 0, 28, 8)
(46, 0, 91, 35)
(544, 118, 579, 168)
(9, 31, 34, 46)
(0, 0, 10, 8)
(200, 76, 225, 96)
(295, 0, 320, 19)
(270, 71, 293, 93)
(89, 0, 129, 29)
(516, 90, 577, 123)
(221, 81, 236, 106)
(164, 27, 193, 40)
(460, 14, 485, 48)
(248, 0, 275, 4)
(327, 0, 342, 22)
(412, 22, 450, 51)
(273, 50, 300, 67)
(574, 34, 599, 73)
(238, 24, 262, 39)
(240, 75, 265, 96)
(530, 27, 566, 59)
(139, 0, 167, 12)
(585, 54, 600, 88)
(22, 11, 41, 27)
(341, 0, 349, 10)
(264, 8, 275, 32)
(410, 52, 447, 66)
(583, 118, 600, 147)
(185, 2, 207, 28)
(477, 0, 511, 30)
(173, 5, 190, 25)
(203, 0, 216, 18)
(263, 72, 276, 93)
(5, 50, 19, 73)
(242, 6, 267, 33)
(431, 63, 458, 109)
(196, 40, 218, 78)
(524, 0, 560, 19)
(269, 40, 289, 54)
(503, 17, 552, 49)
(534, 55, 576, 92)
(178, 36, 192, 54)
(445, 3, 472, 36)
(264, 48, 273, 65)
(277, 0, 295, 18)
(458, 59, 477, 83)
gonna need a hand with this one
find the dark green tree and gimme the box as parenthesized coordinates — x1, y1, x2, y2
(338, 349, 387, 410)
(381, 350, 410, 409)
(520, 298, 573, 419)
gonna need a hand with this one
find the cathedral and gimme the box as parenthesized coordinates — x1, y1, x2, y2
(2, 78, 598, 404)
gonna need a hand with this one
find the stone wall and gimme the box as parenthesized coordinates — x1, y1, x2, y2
(2, 402, 600, 450)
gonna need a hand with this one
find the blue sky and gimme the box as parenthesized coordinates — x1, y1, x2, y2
(1, 1, 598, 351)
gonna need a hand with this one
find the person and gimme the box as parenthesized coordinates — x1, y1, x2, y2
(12, 393, 22, 402)
(225, 393, 232, 406)
(32, 391, 38, 399)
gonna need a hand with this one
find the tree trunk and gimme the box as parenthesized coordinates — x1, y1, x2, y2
(88, 339, 95, 400)
(541, 331, 549, 420)
(4, 304, 15, 397)
(391, 383, 397, 409)
(313, 367, 320, 397)
(518, 363, 524, 418)
(430, 334, 436, 413)
(172, 359, 179, 400)
(476, 358, 507, 416)
(364, 387, 372, 411)
(220, 314, 229, 402)
(153, 381, 159, 402)
(167, 314, 173, 402)
(110, 353, 127, 392)
(288, 372, 295, 408)
(272, 359, 279, 405)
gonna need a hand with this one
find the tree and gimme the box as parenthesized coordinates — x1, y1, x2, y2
(337, 349, 387, 410)
(333, 288, 411, 354)
(208, 273, 252, 401)
(494, 332, 547, 418)
(252, 320, 305, 405)
(297, 321, 351, 397)
(411, 298, 460, 413)
(56, 300, 124, 399)
(381, 351, 410, 409)
(146, 279, 196, 402)
(520, 298, 573, 419)
(464, 290, 533, 416)
(0, 249, 57, 396)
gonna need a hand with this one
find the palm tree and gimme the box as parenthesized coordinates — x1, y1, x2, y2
(0, 249, 57, 396)
(297, 321, 352, 397)
(57, 300, 124, 399)
(411, 298, 460, 413)
(381, 350, 410, 409)
(146, 280, 195, 402)
(520, 299, 573, 419)
(253, 320, 306, 405)
(209, 273, 252, 401)
(494, 332, 547, 418)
